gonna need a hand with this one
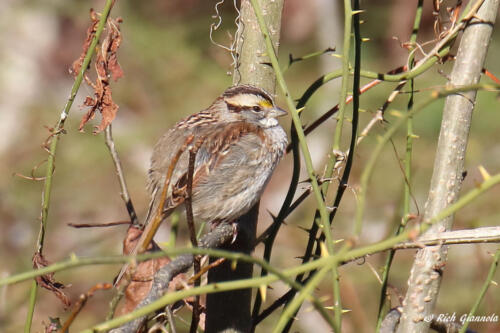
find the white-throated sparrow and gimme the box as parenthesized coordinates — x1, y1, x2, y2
(147, 84, 288, 225)
(116, 85, 287, 284)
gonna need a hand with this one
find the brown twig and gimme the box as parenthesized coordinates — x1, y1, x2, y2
(59, 283, 112, 333)
(68, 221, 131, 228)
(104, 125, 139, 226)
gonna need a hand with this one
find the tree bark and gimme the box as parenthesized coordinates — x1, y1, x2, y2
(396, 1, 499, 332)
(204, 1, 284, 333)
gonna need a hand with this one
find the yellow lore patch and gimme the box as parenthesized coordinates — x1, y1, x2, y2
(258, 100, 273, 108)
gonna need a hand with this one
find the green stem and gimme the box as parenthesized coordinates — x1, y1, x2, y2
(459, 247, 500, 333)
(24, 1, 116, 331)
(376, 1, 423, 330)
(332, 0, 353, 152)
(248, 0, 334, 252)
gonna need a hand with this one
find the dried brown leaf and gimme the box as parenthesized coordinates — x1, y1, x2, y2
(115, 226, 180, 316)
(79, 101, 98, 132)
(108, 52, 123, 81)
(78, 16, 123, 133)
(70, 9, 99, 77)
(33, 252, 71, 308)
(107, 21, 123, 81)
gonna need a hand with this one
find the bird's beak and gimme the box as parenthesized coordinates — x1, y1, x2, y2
(267, 106, 288, 118)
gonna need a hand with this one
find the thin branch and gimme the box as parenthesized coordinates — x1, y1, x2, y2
(104, 124, 139, 226)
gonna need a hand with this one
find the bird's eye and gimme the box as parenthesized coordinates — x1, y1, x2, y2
(252, 106, 261, 112)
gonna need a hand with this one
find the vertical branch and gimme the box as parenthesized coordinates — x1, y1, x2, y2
(186, 149, 198, 248)
(329, 0, 353, 167)
(376, 1, 424, 330)
(24, 1, 116, 331)
(232, 0, 283, 93)
(397, 1, 499, 332)
(205, 1, 284, 332)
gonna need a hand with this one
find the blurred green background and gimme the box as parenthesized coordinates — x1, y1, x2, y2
(1, 0, 499, 332)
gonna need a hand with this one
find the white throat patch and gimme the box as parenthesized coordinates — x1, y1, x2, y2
(259, 117, 278, 127)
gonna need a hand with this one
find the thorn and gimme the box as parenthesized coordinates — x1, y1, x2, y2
(259, 285, 267, 302)
(478, 165, 491, 181)
(326, 205, 337, 213)
(389, 110, 404, 118)
(352, 9, 365, 15)
(297, 225, 311, 233)
(267, 209, 277, 220)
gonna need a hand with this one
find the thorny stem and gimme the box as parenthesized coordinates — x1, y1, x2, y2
(4, 226, 500, 289)
(24, 0, 116, 331)
(376, 1, 423, 330)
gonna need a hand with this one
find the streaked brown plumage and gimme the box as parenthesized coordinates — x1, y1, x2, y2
(146, 85, 288, 224)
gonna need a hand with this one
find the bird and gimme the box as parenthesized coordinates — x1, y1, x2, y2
(115, 84, 288, 285)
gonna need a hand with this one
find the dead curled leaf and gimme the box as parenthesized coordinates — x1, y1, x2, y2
(70, 9, 99, 77)
(74, 11, 124, 134)
(33, 252, 71, 309)
(115, 226, 184, 316)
